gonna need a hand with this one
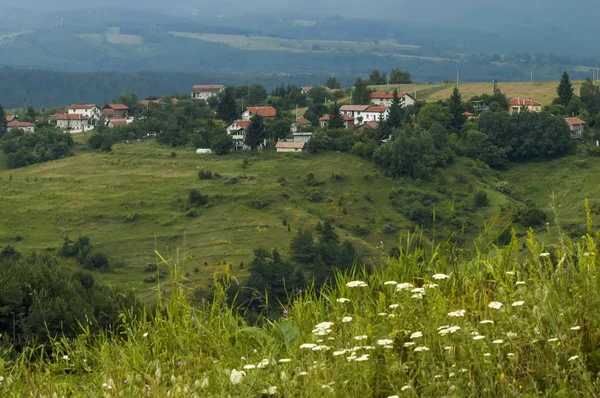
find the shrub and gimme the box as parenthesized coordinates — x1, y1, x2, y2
(495, 181, 514, 196)
(513, 206, 548, 228)
(85, 252, 110, 271)
(408, 202, 432, 224)
(473, 190, 490, 208)
(188, 189, 208, 208)
(304, 188, 324, 203)
(144, 263, 158, 273)
(249, 199, 270, 209)
(305, 173, 322, 187)
(224, 177, 239, 186)
(198, 170, 213, 180)
(354, 224, 371, 236)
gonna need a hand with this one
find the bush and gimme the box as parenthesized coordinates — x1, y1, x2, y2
(408, 202, 432, 224)
(85, 252, 110, 271)
(144, 263, 158, 273)
(188, 189, 208, 208)
(495, 181, 514, 196)
(305, 173, 322, 187)
(249, 199, 270, 209)
(198, 170, 213, 180)
(473, 190, 490, 208)
(513, 206, 548, 228)
(224, 177, 239, 186)
(304, 188, 324, 203)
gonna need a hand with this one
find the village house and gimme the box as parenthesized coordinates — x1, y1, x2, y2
(361, 106, 389, 123)
(290, 117, 312, 134)
(102, 104, 130, 119)
(55, 114, 91, 132)
(138, 99, 164, 108)
(319, 114, 355, 129)
(226, 120, 251, 151)
(507, 98, 543, 114)
(5, 115, 18, 123)
(276, 141, 305, 153)
(67, 104, 102, 121)
(463, 111, 479, 121)
(356, 121, 378, 133)
(340, 105, 369, 123)
(7, 121, 35, 133)
(565, 117, 585, 138)
(293, 132, 313, 143)
(107, 118, 129, 128)
(301, 86, 333, 96)
(48, 110, 66, 121)
(241, 107, 277, 121)
(472, 101, 489, 113)
(191, 85, 225, 101)
(370, 92, 416, 108)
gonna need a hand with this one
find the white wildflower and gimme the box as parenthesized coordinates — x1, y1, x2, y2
(312, 345, 331, 351)
(568, 355, 579, 362)
(143, 332, 149, 338)
(377, 339, 394, 346)
(434, 375, 442, 379)
(506, 271, 516, 275)
(300, 343, 317, 349)
(484, 353, 491, 357)
(396, 283, 414, 291)
(411, 293, 424, 299)
(410, 331, 423, 339)
(261, 386, 278, 395)
(337, 298, 351, 303)
(257, 359, 270, 368)
(540, 252, 550, 257)
(279, 358, 291, 363)
(378, 312, 388, 316)
(493, 339, 504, 344)
(346, 281, 368, 288)
(389, 304, 400, 309)
(62, 355, 70, 361)
(298, 371, 308, 376)
(548, 338, 559, 343)
(444, 346, 453, 351)
(480, 320, 495, 324)
(333, 350, 348, 356)
(439, 326, 461, 335)
(473, 335, 486, 341)
(414, 346, 430, 352)
(201, 377, 209, 388)
(488, 302, 503, 310)
(507, 353, 515, 357)
(364, 346, 375, 350)
(424, 283, 439, 289)
(448, 372, 455, 377)
(388, 395, 400, 398)
(432, 273, 450, 280)
(354, 335, 368, 341)
(437, 325, 450, 330)
(404, 342, 415, 347)
(401, 385, 411, 391)
(460, 368, 468, 373)
(511, 301, 525, 307)
(384, 281, 398, 285)
(229, 369, 246, 385)
(571, 326, 581, 331)
(471, 331, 480, 336)
(448, 310, 466, 317)
(506, 332, 518, 338)
(312, 322, 334, 336)
(354, 354, 369, 362)
(342, 316, 353, 323)
(388, 313, 397, 318)
(516, 281, 526, 285)
(243, 364, 256, 370)
(411, 287, 425, 294)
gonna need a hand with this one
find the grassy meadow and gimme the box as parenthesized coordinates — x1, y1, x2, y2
(2, 226, 599, 397)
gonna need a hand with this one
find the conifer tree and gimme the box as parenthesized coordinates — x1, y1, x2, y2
(217, 87, 238, 123)
(327, 102, 346, 129)
(387, 89, 404, 129)
(245, 115, 266, 150)
(448, 86, 466, 130)
(0, 104, 7, 137)
(557, 71, 574, 106)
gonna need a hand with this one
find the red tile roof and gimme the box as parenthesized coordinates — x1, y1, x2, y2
(231, 120, 251, 130)
(138, 99, 164, 106)
(109, 118, 128, 127)
(340, 105, 369, 112)
(171, 98, 180, 105)
(5, 115, 17, 121)
(56, 114, 87, 120)
(320, 114, 354, 121)
(191, 85, 225, 92)
(565, 117, 586, 125)
(296, 117, 312, 125)
(104, 103, 129, 110)
(7, 121, 34, 128)
(357, 121, 378, 131)
(507, 97, 542, 107)
(246, 107, 277, 118)
(462, 112, 477, 117)
(276, 141, 305, 149)
(370, 91, 409, 100)
(365, 106, 389, 113)
(67, 104, 97, 110)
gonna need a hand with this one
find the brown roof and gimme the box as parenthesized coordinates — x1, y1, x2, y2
(109, 118, 128, 127)
(67, 104, 97, 110)
(171, 98, 180, 105)
(370, 91, 409, 100)
(302, 86, 333, 93)
(56, 114, 87, 121)
(565, 117, 586, 125)
(246, 107, 277, 118)
(191, 85, 225, 92)
(296, 117, 312, 125)
(276, 141, 305, 149)
(7, 121, 34, 128)
(508, 97, 542, 107)
(230, 120, 251, 130)
(138, 99, 164, 106)
(320, 114, 354, 121)
(340, 105, 369, 112)
(5, 115, 17, 121)
(357, 121, 378, 131)
(462, 112, 477, 117)
(104, 103, 129, 110)
(365, 106, 389, 113)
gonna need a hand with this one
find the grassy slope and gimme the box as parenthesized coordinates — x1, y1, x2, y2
(370, 81, 584, 104)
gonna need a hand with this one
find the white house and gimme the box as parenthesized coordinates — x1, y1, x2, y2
(340, 105, 369, 123)
(7, 121, 35, 133)
(226, 120, 251, 151)
(360, 106, 389, 124)
(290, 117, 312, 134)
(66, 104, 102, 121)
(56, 114, 92, 132)
(370, 92, 416, 108)
(241, 107, 277, 121)
(507, 98, 543, 114)
(565, 117, 585, 138)
(191, 85, 225, 101)
(293, 132, 313, 143)
(276, 141, 305, 153)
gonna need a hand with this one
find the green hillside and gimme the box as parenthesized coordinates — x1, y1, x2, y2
(1, 141, 599, 301)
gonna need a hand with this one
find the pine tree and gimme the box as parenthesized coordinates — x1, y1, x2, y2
(318, 219, 339, 245)
(387, 89, 404, 129)
(325, 76, 341, 90)
(245, 115, 266, 150)
(327, 102, 345, 129)
(0, 104, 7, 137)
(217, 87, 238, 123)
(557, 71, 574, 106)
(448, 86, 466, 130)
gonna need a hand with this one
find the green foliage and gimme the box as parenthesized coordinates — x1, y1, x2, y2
(198, 169, 213, 180)
(447, 86, 466, 130)
(188, 189, 208, 208)
(327, 102, 345, 130)
(269, 84, 307, 110)
(389, 188, 439, 225)
(458, 129, 508, 170)
(217, 87, 238, 123)
(325, 76, 341, 89)
(417, 102, 452, 130)
(307, 86, 330, 105)
(0, 104, 7, 136)
(513, 205, 548, 227)
(387, 89, 404, 129)
(85, 252, 110, 271)
(473, 190, 490, 208)
(211, 134, 232, 155)
(580, 78, 600, 116)
(305, 173, 323, 186)
(390, 68, 412, 84)
(245, 115, 266, 150)
(352, 78, 372, 105)
(557, 71, 574, 106)
(0, 127, 74, 169)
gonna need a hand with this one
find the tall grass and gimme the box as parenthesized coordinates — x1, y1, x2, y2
(1, 218, 600, 397)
